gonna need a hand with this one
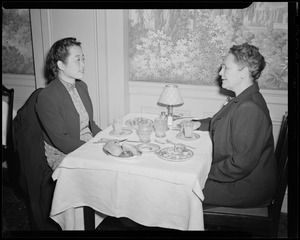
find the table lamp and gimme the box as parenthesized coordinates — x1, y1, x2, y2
(157, 84, 184, 127)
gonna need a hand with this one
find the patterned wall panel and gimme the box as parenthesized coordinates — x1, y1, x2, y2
(129, 3, 288, 90)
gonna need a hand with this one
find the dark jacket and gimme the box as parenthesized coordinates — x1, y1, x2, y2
(36, 78, 101, 154)
(13, 88, 60, 230)
(202, 82, 277, 207)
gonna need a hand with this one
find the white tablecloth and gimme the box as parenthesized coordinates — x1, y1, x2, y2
(50, 113, 212, 230)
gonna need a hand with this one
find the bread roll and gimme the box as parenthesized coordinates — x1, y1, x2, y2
(103, 140, 123, 156)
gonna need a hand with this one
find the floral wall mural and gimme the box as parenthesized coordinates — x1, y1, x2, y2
(129, 2, 288, 90)
(2, 9, 34, 75)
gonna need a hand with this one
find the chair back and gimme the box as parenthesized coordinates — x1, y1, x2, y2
(13, 88, 60, 230)
(269, 112, 288, 220)
(2, 85, 14, 150)
(275, 112, 288, 176)
(2, 85, 24, 197)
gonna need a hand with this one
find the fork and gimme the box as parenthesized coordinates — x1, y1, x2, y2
(93, 138, 126, 144)
(93, 138, 140, 144)
(165, 139, 196, 149)
(154, 139, 166, 145)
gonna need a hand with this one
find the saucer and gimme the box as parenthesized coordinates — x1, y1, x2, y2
(136, 143, 160, 153)
(176, 132, 200, 141)
(109, 128, 133, 137)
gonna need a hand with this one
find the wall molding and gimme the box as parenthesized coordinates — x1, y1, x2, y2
(129, 80, 287, 100)
(129, 81, 225, 100)
(129, 80, 287, 133)
(2, 73, 35, 88)
(129, 80, 288, 108)
(2, 73, 36, 110)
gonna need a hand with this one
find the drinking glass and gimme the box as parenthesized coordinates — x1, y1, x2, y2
(113, 118, 123, 134)
(154, 117, 167, 138)
(137, 122, 153, 143)
(183, 121, 194, 138)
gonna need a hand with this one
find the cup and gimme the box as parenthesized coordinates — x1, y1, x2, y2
(183, 121, 194, 138)
(137, 122, 153, 143)
(154, 117, 167, 138)
(113, 118, 123, 134)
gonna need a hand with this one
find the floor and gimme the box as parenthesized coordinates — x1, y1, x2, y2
(2, 175, 288, 238)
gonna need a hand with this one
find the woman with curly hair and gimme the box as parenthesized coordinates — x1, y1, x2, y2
(192, 43, 277, 207)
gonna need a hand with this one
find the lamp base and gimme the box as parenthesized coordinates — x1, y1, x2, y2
(167, 105, 174, 127)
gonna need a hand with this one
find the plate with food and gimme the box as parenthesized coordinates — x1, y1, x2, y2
(156, 145, 193, 162)
(135, 143, 160, 153)
(125, 117, 153, 128)
(103, 140, 142, 162)
(109, 128, 133, 137)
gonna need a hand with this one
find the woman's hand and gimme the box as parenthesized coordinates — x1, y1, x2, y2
(179, 120, 201, 131)
(192, 121, 201, 130)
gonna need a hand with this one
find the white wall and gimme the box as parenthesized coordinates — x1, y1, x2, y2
(29, 9, 130, 129)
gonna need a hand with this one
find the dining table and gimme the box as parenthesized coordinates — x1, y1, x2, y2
(50, 113, 213, 231)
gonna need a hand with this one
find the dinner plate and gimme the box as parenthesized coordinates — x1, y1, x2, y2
(109, 128, 133, 137)
(125, 117, 153, 128)
(176, 132, 200, 141)
(156, 146, 193, 162)
(103, 148, 142, 163)
(136, 143, 160, 153)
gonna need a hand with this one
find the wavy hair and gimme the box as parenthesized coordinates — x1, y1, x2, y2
(45, 37, 81, 83)
(229, 43, 266, 81)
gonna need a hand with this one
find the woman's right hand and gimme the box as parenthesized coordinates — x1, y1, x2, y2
(179, 120, 201, 131)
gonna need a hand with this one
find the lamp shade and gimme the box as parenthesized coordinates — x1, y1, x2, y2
(157, 85, 184, 106)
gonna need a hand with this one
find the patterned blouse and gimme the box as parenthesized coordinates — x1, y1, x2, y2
(44, 79, 93, 170)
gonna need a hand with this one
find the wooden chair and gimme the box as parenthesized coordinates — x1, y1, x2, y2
(203, 112, 288, 237)
(2, 85, 22, 197)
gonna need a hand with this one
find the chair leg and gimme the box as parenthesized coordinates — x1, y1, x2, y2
(83, 206, 95, 230)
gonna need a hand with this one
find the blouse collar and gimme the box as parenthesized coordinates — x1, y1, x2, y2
(59, 78, 76, 91)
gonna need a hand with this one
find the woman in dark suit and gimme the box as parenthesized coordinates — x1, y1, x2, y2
(192, 43, 277, 207)
(36, 37, 101, 170)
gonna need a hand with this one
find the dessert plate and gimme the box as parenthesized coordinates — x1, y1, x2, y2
(136, 143, 160, 153)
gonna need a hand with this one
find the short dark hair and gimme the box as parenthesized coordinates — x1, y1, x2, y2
(45, 37, 81, 83)
(229, 43, 266, 81)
